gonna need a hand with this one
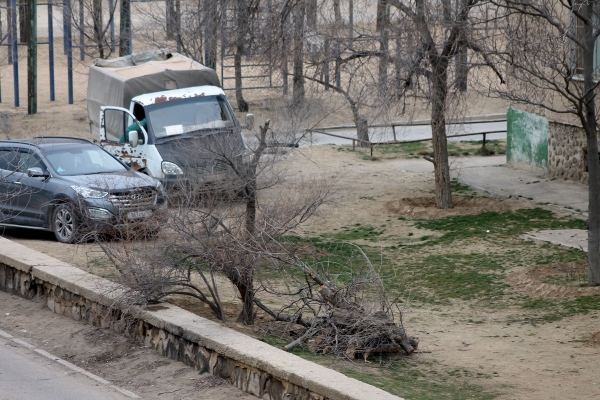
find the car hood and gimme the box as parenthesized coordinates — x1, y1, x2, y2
(59, 170, 157, 192)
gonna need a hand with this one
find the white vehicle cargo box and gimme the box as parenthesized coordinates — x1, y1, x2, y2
(87, 49, 221, 140)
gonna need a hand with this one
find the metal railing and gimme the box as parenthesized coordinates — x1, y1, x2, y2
(307, 119, 507, 159)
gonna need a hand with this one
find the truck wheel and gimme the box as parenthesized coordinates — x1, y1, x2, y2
(52, 204, 80, 243)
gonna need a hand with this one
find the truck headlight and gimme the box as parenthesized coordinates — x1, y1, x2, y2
(161, 161, 184, 175)
(72, 186, 108, 199)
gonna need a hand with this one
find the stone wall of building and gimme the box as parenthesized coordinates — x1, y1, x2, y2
(548, 121, 590, 183)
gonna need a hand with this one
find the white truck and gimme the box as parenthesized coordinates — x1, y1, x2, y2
(87, 49, 251, 189)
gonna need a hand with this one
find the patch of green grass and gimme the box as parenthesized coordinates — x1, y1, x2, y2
(413, 208, 585, 245)
(344, 366, 498, 400)
(324, 224, 385, 241)
(450, 178, 473, 194)
(517, 296, 600, 323)
(406, 253, 510, 303)
(260, 337, 497, 399)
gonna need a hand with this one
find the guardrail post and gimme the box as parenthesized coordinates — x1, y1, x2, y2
(392, 124, 397, 141)
(352, 139, 355, 151)
(482, 132, 487, 147)
(370, 144, 373, 158)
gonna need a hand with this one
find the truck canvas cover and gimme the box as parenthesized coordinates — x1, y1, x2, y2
(87, 49, 221, 139)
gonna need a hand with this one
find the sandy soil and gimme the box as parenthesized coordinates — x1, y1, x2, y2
(4, 67, 600, 399)
(3, 141, 599, 399)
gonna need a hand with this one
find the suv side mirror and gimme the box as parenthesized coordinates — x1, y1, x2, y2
(27, 167, 48, 178)
(129, 130, 139, 148)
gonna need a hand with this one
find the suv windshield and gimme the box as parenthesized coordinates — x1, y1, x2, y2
(147, 95, 235, 139)
(44, 145, 127, 176)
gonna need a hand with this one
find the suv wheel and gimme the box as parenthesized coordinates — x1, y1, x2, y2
(53, 204, 79, 243)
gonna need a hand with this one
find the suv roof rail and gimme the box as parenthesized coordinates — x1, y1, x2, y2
(33, 136, 93, 143)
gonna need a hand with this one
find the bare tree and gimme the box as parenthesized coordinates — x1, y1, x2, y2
(100, 120, 334, 325)
(485, 0, 600, 285)
(388, 0, 491, 209)
(62, 0, 119, 59)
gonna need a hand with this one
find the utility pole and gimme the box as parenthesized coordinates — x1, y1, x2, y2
(27, 0, 37, 114)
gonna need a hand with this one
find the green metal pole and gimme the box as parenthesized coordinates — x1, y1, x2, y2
(27, 0, 37, 114)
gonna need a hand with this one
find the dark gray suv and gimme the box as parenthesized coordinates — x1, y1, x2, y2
(0, 137, 167, 243)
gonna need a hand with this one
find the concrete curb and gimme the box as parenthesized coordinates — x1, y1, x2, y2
(0, 237, 404, 400)
(0, 328, 139, 398)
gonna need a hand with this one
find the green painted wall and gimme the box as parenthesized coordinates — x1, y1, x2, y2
(506, 107, 548, 169)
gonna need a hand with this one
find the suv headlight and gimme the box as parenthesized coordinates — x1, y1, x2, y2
(161, 161, 183, 175)
(72, 186, 108, 199)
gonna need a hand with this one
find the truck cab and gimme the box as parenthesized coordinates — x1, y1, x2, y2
(99, 86, 248, 190)
(88, 49, 249, 191)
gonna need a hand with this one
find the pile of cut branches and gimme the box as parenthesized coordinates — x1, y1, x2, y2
(256, 242, 419, 360)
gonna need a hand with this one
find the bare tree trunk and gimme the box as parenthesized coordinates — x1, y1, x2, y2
(306, 0, 317, 30)
(431, 60, 453, 209)
(582, 1, 600, 285)
(18, 2, 30, 44)
(234, 275, 255, 325)
(356, 115, 369, 146)
(166, 0, 176, 40)
(119, 0, 131, 56)
(236, 121, 269, 325)
(293, 1, 305, 106)
(455, 45, 468, 92)
(378, 0, 389, 88)
(92, 0, 104, 58)
(234, 50, 249, 111)
(442, 0, 452, 23)
(454, 0, 468, 92)
(235, 0, 248, 111)
(376, 0, 385, 31)
(204, 0, 218, 69)
(333, 0, 341, 25)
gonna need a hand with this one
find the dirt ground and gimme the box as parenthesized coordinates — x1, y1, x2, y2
(0, 290, 255, 400)
(3, 90, 600, 399)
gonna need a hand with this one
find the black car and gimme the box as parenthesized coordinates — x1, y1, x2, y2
(0, 137, 167, 243)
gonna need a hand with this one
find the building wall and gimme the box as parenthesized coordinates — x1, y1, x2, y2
(548, 121, 589, 183)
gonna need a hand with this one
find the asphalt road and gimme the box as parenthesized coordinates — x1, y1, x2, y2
(0, 338, 133, 400)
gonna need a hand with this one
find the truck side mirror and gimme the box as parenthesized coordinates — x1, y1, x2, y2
(129, 130, 139, 148)
(245, 113, 254, 130)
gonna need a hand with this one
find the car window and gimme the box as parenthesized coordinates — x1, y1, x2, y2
(0, 150, 21, 172)
(44, 145, 127, 176)
(17, 151, 45, 173)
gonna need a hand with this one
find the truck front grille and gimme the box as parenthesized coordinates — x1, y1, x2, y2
(193, 161, 230, 176)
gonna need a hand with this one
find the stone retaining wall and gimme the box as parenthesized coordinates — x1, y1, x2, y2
(548, 121, 591, 183)
(0, 238, 402, 400)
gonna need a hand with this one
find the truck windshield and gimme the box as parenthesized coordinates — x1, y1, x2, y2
(147, 95, 236, 139)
